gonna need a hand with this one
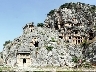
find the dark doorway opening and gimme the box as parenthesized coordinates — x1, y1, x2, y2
(23, 58, 26, 63)
(76, 40, 77, 44)
(34, 41, 39, 47)
(75, 31, 78, 34)
(31, 29, 32, 32)
(81, 40, 82, 43)
(78, 40, 80, 43)
(59, 36, 63, 39)
(69, 36, 71, 39)
(89, 37, 93, 40)
(89, 33, 93, 36)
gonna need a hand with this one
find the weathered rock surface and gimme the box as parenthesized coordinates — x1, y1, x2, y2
(2, 26, 83, 67)
(0, 58, 3, 66)
(2, 2, 96, 67)
(44, 2, 96, 45)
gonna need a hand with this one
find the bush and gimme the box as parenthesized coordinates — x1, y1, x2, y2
(46, 46, 53, 51)
(37, 23, 44, 27)
(51, 37, 55, 42)
(72, 56, 78, 63)
(60, 3, 69, 9)
(3, 40, 11, 47)
(47, 10, 55, 16)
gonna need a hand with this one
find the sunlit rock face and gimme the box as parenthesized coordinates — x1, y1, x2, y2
(2, 22, 82, 67)
(2, 2, 96, 67)
(44, 2, 96, 45)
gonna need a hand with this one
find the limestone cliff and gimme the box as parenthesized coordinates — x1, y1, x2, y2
(3, 23, 83, 67)
(44, 2, 96, 44)
(2, 2, 96, 67)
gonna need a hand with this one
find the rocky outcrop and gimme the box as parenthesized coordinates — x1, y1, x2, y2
(85, 41, 96, 65)
(3, 24, 83, 67)
(44, 2, 96, 44)
(45, 2, 96, 28)
(0, 52, 3, 66)
(2, 2, 96, 67)
(0, 58, 3, 66)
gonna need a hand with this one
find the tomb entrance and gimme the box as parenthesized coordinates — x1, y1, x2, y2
(16, 48, 31, 67)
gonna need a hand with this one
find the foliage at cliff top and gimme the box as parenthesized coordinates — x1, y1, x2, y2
(3, 40, 11, 47)
(47, 2, 96, 16)
(37, 23, 44, 27)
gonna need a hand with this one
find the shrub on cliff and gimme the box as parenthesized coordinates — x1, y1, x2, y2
(3, 40, 11, 47)
(47, 9, 55, 16)
(37, 23, 44, 27)
(81, 40, 90, 58)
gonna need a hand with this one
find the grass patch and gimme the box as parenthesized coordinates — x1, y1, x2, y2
(0, 66, 12, 71)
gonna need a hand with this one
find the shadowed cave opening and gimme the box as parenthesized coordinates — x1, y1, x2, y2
(34, 41, 39, 47)
(23, 58, 26, 63)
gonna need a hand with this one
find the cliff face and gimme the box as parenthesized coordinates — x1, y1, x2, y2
(44, 2, 96, 65)
(44, 2, 96, 44)
(0, 52, 3, 66)
(45, 2, 96, 26)
(2, 2, 96, 67)
(3, 23, 83, 67)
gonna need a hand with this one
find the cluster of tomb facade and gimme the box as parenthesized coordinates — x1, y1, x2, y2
(23, 22, 39, 47)
(16, 22, 95, 67)
(2, 22, 96, 67)
(57, 21, 95, 44)
(2, 2, 96, 67)
(23, 21, 95, 45)
(22, 22, 59, 48)
(15, 22, 59, 67)
(44, 6, 96, 44)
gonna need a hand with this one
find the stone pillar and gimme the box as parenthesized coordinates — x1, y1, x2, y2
(73, 37, 75, 44)
(15, 50, 17, 58)
(80, 37, 82, 43)
(77, 37, 78, 44)
(65, 34, 68, 41)
(63, 33, 65, 39)
(75, 37, 76, 44)
(58, 24, 61, 29)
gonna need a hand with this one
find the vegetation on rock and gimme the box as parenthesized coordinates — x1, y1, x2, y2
(51, 37, 55, 42)
(47, 9, 55, 16)
(37, 23, 44, 27)
(47, 2, 96, 16)
(72, 56, 79, 63)
(46, 46, 53, 51)
(3, 40, 11, 47)
(81, 40, 90, 58)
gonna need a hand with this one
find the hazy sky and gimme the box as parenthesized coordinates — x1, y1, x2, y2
(0, 0, 96, 52)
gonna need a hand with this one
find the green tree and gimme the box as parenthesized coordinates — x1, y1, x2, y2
(37, 23, 44, 27)
(47, 9, 54, 16)
(3, 40, 11, 47)
(60, 3, 69, 9)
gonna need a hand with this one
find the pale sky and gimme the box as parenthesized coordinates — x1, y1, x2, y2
(0, 0, 96, 52)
